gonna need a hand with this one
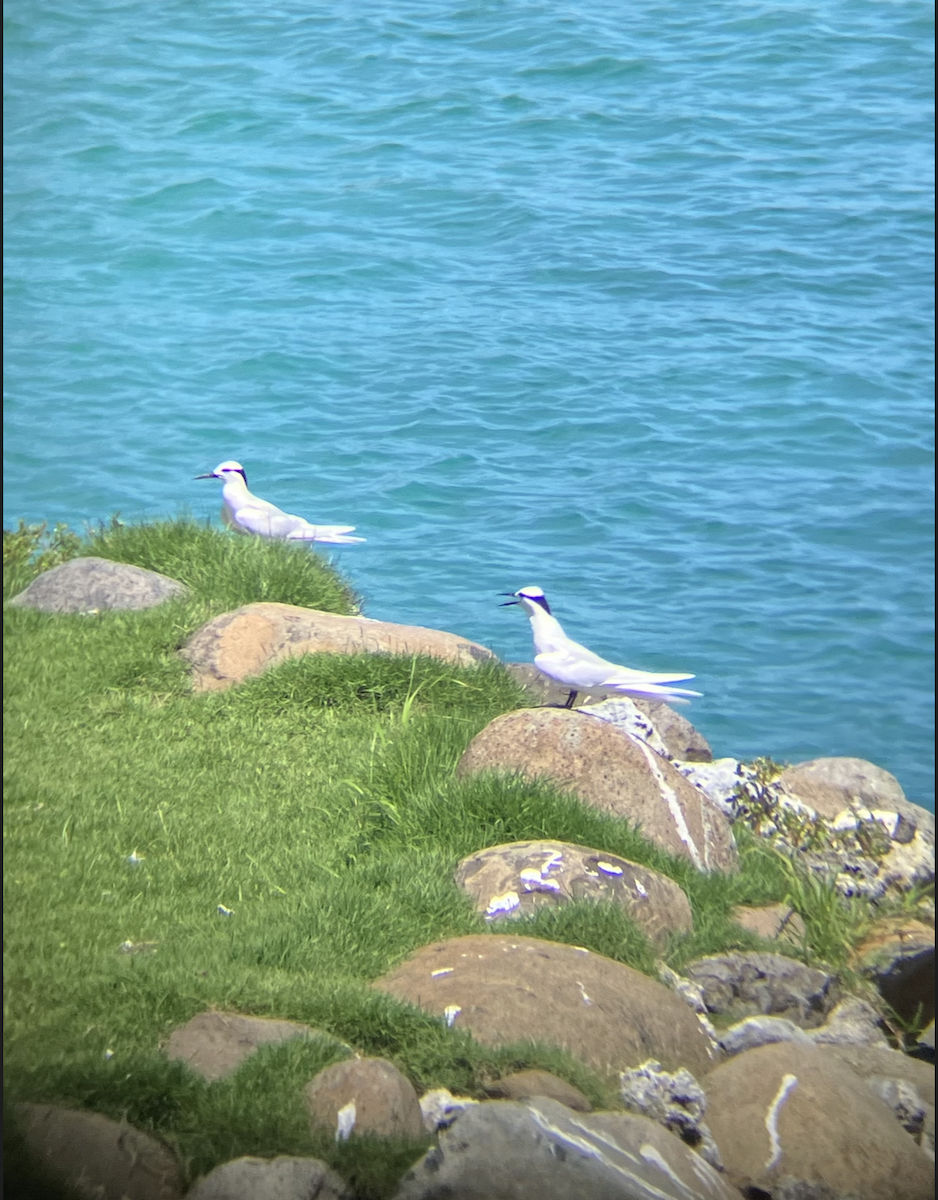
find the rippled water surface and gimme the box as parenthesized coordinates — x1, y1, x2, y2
(5, 1, 934, 804)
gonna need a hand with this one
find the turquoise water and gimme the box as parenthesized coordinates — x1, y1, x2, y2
(4, 2, 934, 806)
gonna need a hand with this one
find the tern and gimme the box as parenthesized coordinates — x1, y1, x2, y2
(196, 461, 365, 543)
(500, 585, 702, 707)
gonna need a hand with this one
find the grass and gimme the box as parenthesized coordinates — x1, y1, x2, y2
(3, 518, 913, 1197)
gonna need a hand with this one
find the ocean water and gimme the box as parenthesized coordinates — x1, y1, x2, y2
(4, 1, 934, 806)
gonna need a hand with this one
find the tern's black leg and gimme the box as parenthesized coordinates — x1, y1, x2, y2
(564, 689, 578, 709)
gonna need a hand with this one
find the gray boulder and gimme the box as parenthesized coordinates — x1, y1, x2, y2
(187, 1155, 351, 1200)
(10, 556, 187, 613)
(392, 1097, 737, 1200)
(618, 1058, 721, 1168)
(683, 951, 839, 1026)
(454, 839, 693, 946)
(15, 1103, 184, 1200)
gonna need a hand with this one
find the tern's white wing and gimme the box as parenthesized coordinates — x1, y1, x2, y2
(232, 503, 365, 543)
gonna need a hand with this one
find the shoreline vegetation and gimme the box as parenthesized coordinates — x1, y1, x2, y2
(4, 518, 934, 1198)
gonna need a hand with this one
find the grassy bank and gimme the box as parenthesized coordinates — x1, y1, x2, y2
(4, 519, 885, 1197)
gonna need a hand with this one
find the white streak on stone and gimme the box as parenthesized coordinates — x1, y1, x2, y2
(764, 1073, 798, 1169)
(634, 879, 648, 897)
(485, 890, 520, 916)
(639, 1144, 702, 1200)
(577, 981, 593, 1006)
(443, 1005, 461, 1027)
(635, 740, 704, 870)
(430, 967, 454, 978)
(541, 849, 564, 873)
(335, 1100, 356, 1141)
(597, 861, 624, 876)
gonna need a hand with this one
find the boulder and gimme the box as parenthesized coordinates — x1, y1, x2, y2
(454, 839, 692, 946)
(486, 1069, 593, 1111)
(182, 603, 496, 691)
(9, 557, 186, 613)
(418, 1089, 480, 1132)
(303, 1057, 425, 1140)
(457, 709, 737, 873)
(504, 664, 713, 760)
(618, 1059, 721, 1167)
(778, 756, 911, 819)
(851, 918, 935, 1028)
(703, 1041, 934, 1199)
(372, 934, 718, 1077)
(392, 1097, 738, 1200)
(718, 997, 889, 1056)
(187, 1155, 350, 1200)
(730, 903, 806, 945)
(683, 951, 839, 1026)
(15, 1103, 184, 1200)
(164, 1010, 317, 1082)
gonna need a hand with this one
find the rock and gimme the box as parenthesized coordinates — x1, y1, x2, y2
(731, 903, 806, 944)
(672, 758, 745, 818)
(164, 1010, 317, 1082)
(810, 996, 890, 1047)
(817, 1042, 935, 1107)
(372, 934, 718, 1077)
(778, 757, 911, 819)
(851, 918, 936, 1028)
(418, 1089, 480, 1132)
(719, 1015, 815, 1056)
(683, 951, 839, 1026)
(9, 557, 187, 614)
(504, 664, 713, 760)
(453, 839, 693, 946)
(486, 1069, 593, 1111)
(392, 1097, 737, 1200)
(182, 602, 496, 691)
(15, 1103, 184, 1200)
(187, 1155, 351, 1200)
(618, 1059, 721, 1168)
(303, 1058, 425, 1140)
(915, 1019, 935, 1059)
(457, 709, 738, 873)
(703, 1041, 934, 1199)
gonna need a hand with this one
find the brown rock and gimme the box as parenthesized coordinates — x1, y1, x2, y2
(10, 557, 187, 614)
(303, 1057, 425, 1140)
(819, 1043, 935, 1108)
(505, 663, 713, 761)
(16, 1103, 184, 1200)
(182, 602, 496, 691)
(731, 903, 806, 944)
(373, 934, 718, 1077)
(164, 1010, 316, 1082)
(778, 756, 908, 819)
(457, 708, 737, 873)
(486, 1069, 593, 1111)
(851, 918, 936, 1028)
(683, 952, 838, 1026)
(454, 839, 692, 947)
(187, 1155, 351, 1200)
(703, 1041, 933, 1199)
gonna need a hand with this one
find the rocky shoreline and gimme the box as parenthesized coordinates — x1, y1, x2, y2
(10, 556, 936, 1200)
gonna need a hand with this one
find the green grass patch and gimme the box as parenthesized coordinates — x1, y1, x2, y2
(6, 517, 889, 1196)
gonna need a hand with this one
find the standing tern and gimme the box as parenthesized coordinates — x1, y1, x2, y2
(500, 585, 702, 707)
(196, 461, 365, 544)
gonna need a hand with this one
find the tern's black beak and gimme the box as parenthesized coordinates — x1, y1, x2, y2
(195, 473, 216, 480)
